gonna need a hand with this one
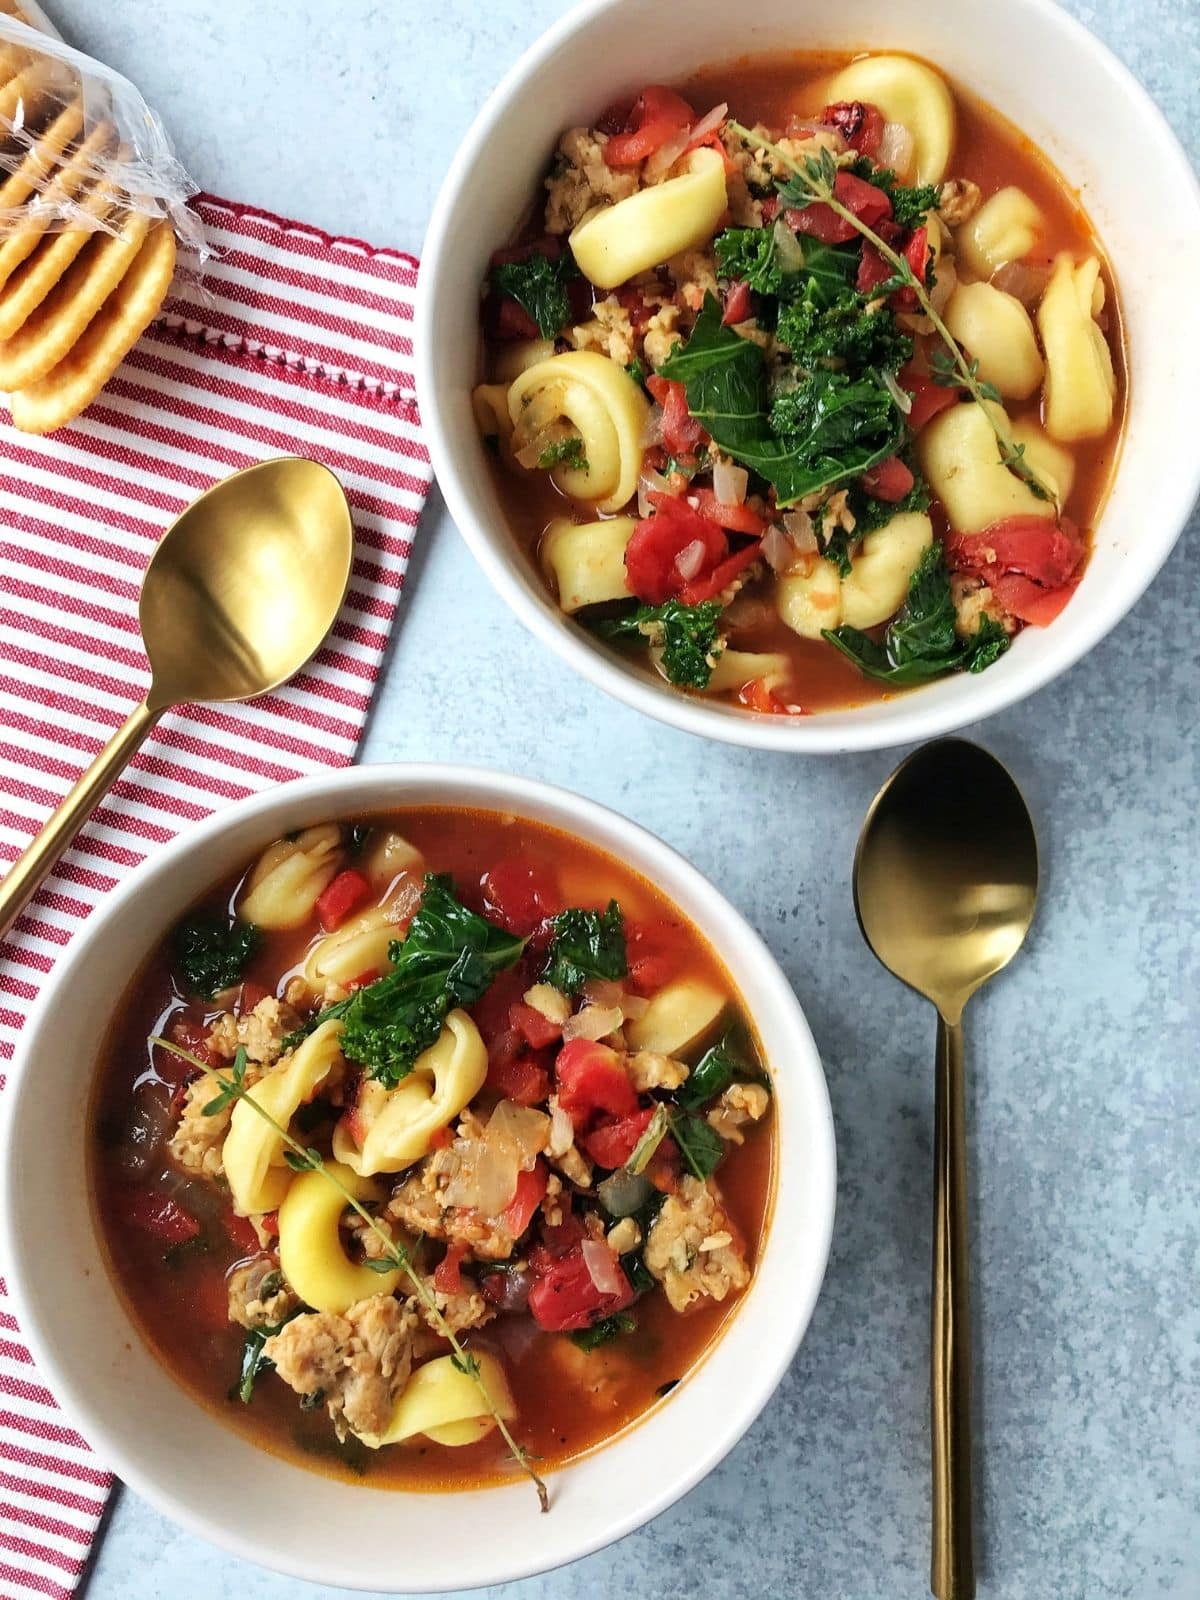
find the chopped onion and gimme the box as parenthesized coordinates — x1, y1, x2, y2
(882, 369, 913, 415)
(712, 457, 748, 506)
(549, 1104, 574, 1157)
(116, 1081, 175, 1179)
(155, 1164, 226, 1223)
(563, 1003, 625, 1042)
(640, 403, 664, 449)
(637, 466, 668, 518)
(443, 1137, 520, 1216)
(619, 991, 648, 1020)
(583, 978, 625, 1007)
(514, 422, 571, 471)
(488, 1099, 550, 1165)
(674, 538, 708, 581)
(582, 1238, 626, 1297)
(598, 1169, 654, 1219)
(877, 120, 915, 176)
(782, 509, 819, 554)
(645, 126, 691, 180)
(784, 117, 846, 151)
(771, 217, 806, 276)
(929, 259, 957, 314)
(991, 261, 1050, 309)
(685, 102, 728, 151)
(761, 522, 796, 573)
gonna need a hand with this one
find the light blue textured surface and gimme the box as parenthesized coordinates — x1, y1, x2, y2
(48, 1, 1198, 1596)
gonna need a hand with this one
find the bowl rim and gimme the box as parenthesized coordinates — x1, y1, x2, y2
(0, 761, 837, 1590)
(414, 0, 1200, 753)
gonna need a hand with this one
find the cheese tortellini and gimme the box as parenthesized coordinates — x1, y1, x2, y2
(625, 977, 727, 1056)
(239, 824, 343, 930)
(956, 186, 1043, 281)
(507, 350, 649, 513)
(223, 1019, 345, 1217)
(358, 829, 424, 890)
(569, 147, 727, 289)
(824, 54, 956, 184)
(777, 514, 933, 634)
(541, 515, 635, 613)
(303, 904, 399, 997)
(277, 1161, 403, 1313)
(471, 382, 514, 446)
(356, 1352, 516, 1449)
(332, 1008, 487, 1176)
(490, 338, 555, 382)
(697, 649, 790, 696)
(1037, 253, 1117, 442)
(918, 401, 1059, 533)
(943, 281, 1044, 400)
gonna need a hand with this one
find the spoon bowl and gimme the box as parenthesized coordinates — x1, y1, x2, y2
(853, 738, 1039, 1600)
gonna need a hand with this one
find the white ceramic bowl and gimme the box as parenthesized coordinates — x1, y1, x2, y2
(416, 0, 1200, 752)
(0, 765, 835, 1592)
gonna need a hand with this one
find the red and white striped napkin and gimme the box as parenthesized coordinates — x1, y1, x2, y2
(0, 194, 433, 1599)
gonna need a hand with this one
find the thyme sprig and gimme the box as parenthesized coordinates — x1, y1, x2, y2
(153, 1037, 550, 1513)
(728, 125, 1056, 505)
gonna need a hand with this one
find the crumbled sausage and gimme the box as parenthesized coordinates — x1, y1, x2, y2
(950, 572, 1018, 639)
(263, 1295, 418, 1440)
(627, 1051, 689, 1093)
(545, 127, 641, 234)
(227, 1257, 298, 1329)
(207, 996, 300, 1067)
(707, 1082, 770, 1145)
(937, 178, 982, 228)
(644, 1176, 751, 1312)
(167, 1057, 265, 1179)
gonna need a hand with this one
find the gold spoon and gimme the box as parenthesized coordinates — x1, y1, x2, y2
(0, 457, 354, 939)
(853, 738, 1038, 1600)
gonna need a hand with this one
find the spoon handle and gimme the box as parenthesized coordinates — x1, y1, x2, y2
(0, 698, 160, 941)
(931, 1013, 974, 1600)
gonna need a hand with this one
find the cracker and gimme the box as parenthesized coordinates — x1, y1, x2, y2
(0, 116, 113, 288)
(0, 175, 119, 339)
(0, 93, 84, 215)
(8, 220, 176, 432)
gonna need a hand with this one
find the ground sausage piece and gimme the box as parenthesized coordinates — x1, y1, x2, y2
(207, 996, 301, 1067)
(644, 1175, 751, 1313)
(167, 1058, 264, 1179)
(707, 1083, 770, 1145)
(544, 127, 641, 234)
(227, 1257, 298, 1330)
(263, 1295, 418, 1440)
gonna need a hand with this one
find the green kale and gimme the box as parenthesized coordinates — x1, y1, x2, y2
(625, 356, 648, 388)
(490, 249, 579, 339)
(769, 369, 903, 467)
(775, 289, 912, 373)
(233, 1308, 301, 1404)
(542, 900, 627, 997)
(668, 1109, 725, 1181)
(537, 434, 588, 471)
(824, 544, 1012, 684)
(591, 598, 724, 689)
(173, 914, 262, 999)
(290, 874, 526, 1087)
(714, 227, 783, 294)
(822, 528, 854, 579)
(715, 226, 857, 303)
(570, 1312, 637, 1351)
(848, 471, 932, 538)
(848, 159, 941, 228)
(678, 1023, 769, 1111)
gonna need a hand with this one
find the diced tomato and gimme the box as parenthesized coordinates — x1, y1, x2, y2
(989, 573, 1079, 626)
(482, 859, 560, 937)
(856, 242, 893, 295)
(624, 495, 727, 605)
(491, 296, 540, 341)
(503, 1161, 549, 1237)
(428, 1123, 455, 1150)
(260, 1210, 279, 1238)
(679, 539, 763, 605)
(120, 1189, 200, 1247)
(603, 84, 695, 167)
(739, 677, 789, 714)
(722, 279, 754, 326)
(434, 1241, 469, 1295)
(225, 1213, 260, 1255)
(820, 100, 885, 156)
(688, 487, 768, 536)
(528, 1244, 635, 1332)
(537, 1209, 586, 1261)
(616, 285, 655, 330)
(898, 361, 961, 432)
(583, 1106, 656, 1170)
(555, 1039, 638, 1128)
(945, 516, 1084, 589)
(645, 375, 709, 458)
(315, 869, 371, 932)
(885, 225, 931, 311)
(509, 1000, 562, 1050)
(471, 965, 530, 1048)
(862, 455, 915, 503)
(163, 1015, 216, 1074)
(791, 170, 892, 245)
(625, 918, 682, 997)
(646, 1135, 682, 1194)
(486, 1050, 552, 1108)
(346, 967, 383, 994)
(238, 980, 269, 1014)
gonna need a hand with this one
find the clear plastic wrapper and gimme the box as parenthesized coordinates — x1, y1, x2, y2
(0, 3, 207, 265)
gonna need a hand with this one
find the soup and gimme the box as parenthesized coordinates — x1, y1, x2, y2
(475, 51, 1125, 715)
(90, 809, 774, 1496)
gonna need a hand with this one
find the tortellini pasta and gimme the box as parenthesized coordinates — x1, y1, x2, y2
(956, 186, 1043, 281)
(332, 1008, 487, 1176)
(569, 146, 727, 289)
(355, 1352, 515, 1449)
(507, 350, 649, 513)
(471, 382, 514, 446)
(277, 1161, 402, 1313)
(699, 649, 790, 696)
(625, 977, 727, 1056)
(777, 515, 933, 635)
(490, 338, 555, 382)
(918, 401, 1058, 533)
(1037, 253, 1117, 442)
(541, 516, 635, 613)
(776, 558, 843, 641)
(303, 904, 399, 996)
(1009, 418, 1076, 507)
(943, 281, 1044, 400)
(223, 1019, 345, 1216)
(824, 55, 956, 184)
(239, 824, 343, 930)
(358, 829, 424, 890)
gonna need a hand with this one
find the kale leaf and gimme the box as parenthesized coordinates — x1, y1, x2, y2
(173, 914, 262, 999)
(291, 874, 526, 1087)
(537, 434, 588, 471)
(490, 250, 579, 338)
(824, 544, 1012, 684)
(775, 290, 912, 373)
(668, 1109, 725, 1181)
(848, 471, 932, 539)
(542, 900, 627, 996)
(769, 369, 903, 470)
(233, 1308, 301, 1404)
(678, 1023, 769, 1111)
(848, 159, 941, 228)
(570, 1312, 637, 1351)
(592, 598, 724, 689)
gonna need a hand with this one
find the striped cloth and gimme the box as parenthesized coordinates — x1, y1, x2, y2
(0, 194, 432, 1599)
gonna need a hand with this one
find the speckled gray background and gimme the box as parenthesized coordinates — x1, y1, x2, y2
(46, 2, 1199, 1597)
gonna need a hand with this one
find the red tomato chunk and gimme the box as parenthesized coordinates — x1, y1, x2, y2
(583, 1106, 656, 1170)
(555, 1039, 638, 1128)
(528, 1244, 635, 1331)
(603, 84, 695, 167)
(315, 869, 371, 932)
